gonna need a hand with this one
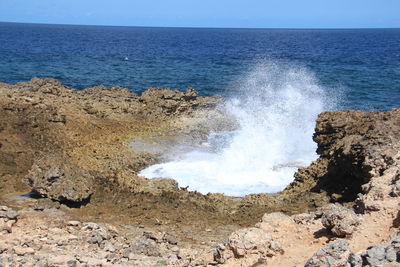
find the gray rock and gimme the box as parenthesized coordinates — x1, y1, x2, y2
(163, 232, 178, 245)
(365, 245, 386, 261)
(126, 238, 161, 257)
(88, 231, 105, 245)
(321, 204, 360, 237)
(103, 241, 116, 252)
(360, 244, 399, 266)
(348, 253, 363, 267)
(307, 230, 400, 267)
(385, 247, 397, 262)
(305, 240, 351, 267)
(5, 210, 18, 220)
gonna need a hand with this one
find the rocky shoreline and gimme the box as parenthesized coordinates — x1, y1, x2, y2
(0, 78, 399, 266)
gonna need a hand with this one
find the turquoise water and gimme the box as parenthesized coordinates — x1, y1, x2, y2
(0, 22, 399, 111)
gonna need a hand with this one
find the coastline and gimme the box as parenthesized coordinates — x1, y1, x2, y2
(0, 78, 399, 266)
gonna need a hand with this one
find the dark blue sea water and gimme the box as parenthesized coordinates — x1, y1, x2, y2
(0, 22, 399, 111)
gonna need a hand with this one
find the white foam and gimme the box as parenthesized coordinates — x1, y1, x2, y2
(139, 61, 332, 196)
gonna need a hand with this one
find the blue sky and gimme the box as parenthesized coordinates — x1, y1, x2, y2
(0, 0, 399, 28)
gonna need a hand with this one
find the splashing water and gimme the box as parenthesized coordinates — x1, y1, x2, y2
(139, 62, 332, 196)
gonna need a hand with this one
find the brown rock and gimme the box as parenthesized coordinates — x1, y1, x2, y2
(228, 227, 283, 257)
(23, 155, 94, 204)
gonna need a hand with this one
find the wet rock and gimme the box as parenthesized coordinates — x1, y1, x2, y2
(321, 204, 360, 237)
(305, 240, 351, 267)
(23, 155, 94, 204)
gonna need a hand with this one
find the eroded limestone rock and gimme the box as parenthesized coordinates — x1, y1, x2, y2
(23, 155, 94, 204)
(321, 204, 360, 237)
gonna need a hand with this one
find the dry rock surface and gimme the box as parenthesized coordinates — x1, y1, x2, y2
(0, 205, 218, 267)
(0, 78, 400, 266)
(23, 155, 95, 204)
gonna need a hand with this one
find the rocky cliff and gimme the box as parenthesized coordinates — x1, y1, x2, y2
(0, 78, 399, 266)
(216, 109, 400, 266)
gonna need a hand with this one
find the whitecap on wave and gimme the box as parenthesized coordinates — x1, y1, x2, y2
(139, 61, 335, 196)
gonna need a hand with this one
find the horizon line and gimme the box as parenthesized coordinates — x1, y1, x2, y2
(1, 21, 399, 30)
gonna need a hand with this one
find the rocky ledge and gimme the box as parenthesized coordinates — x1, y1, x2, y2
(0, 78, 399, 266)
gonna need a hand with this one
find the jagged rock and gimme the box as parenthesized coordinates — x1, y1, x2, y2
(227, 227, 283, 258)
(307, 231, 400, 267)
(16, 77, 73, 95)
(139, 87, 220, 117)
(23, 156, 94, 204)
(163, 232, 178, 245)
(390, 171, 400, 197)
(0, 206, 18, 233)
(34, 198, 61, 210)
(321, 204, 360, 237)
(83, 84, 138, 99)
(357, 232, 400, 266)
(305, 240, 352, 267)
(125, 238, 161, 257)
(292, 212, 316, 225)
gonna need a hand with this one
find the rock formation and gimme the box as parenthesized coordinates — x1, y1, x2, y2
(23, 155, 95, 204)
(0, 78, 399, 266)
(211, 108, 400, 266)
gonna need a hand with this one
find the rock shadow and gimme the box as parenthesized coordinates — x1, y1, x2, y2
(310, 156, 368, 203)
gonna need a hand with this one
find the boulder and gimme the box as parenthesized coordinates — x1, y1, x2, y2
(227, 227, 283, 258)
(23, 155, 94, 204)
(305, 240, 352, 267)
(321, 204, 360, 237)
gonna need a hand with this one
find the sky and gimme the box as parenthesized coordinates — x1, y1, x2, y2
(0, 0, 399, 28)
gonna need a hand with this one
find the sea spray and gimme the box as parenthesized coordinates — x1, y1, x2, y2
(139, 62, 332, 196)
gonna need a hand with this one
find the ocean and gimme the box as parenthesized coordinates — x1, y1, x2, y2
(1, 22, 400, 195)
(1, 22, 399, 111)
